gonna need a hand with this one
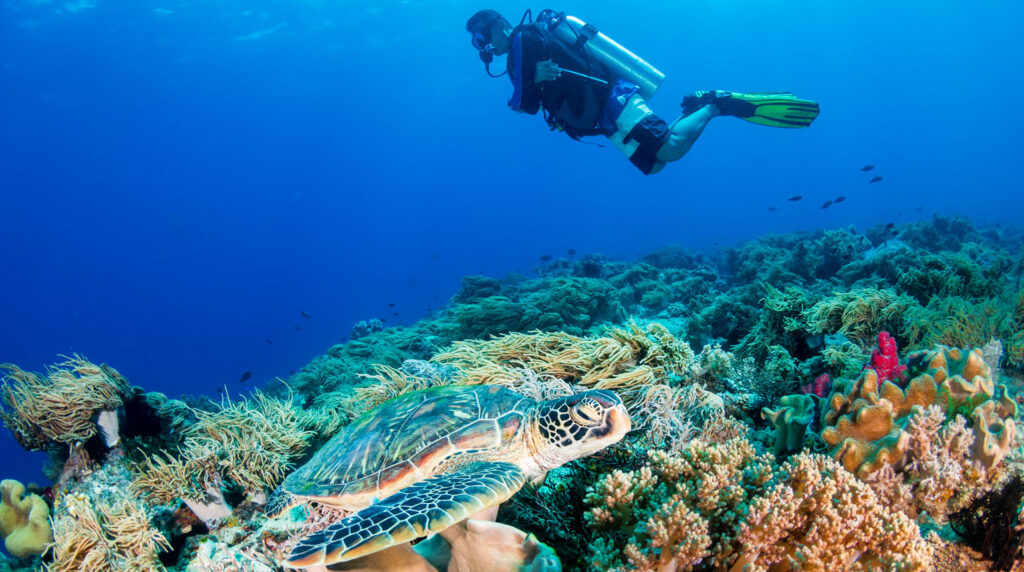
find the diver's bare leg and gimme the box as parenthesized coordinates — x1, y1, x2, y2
(655, 104, 719, 164)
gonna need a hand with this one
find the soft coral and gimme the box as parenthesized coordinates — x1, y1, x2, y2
(868, 331, 907, 383)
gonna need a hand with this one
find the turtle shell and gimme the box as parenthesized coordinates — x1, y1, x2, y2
(282, 385, 533, 509)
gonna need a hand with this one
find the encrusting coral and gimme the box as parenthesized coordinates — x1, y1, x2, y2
(0, 479, 51, 558)
(583, 438, 932, 571)
(0, 355, 131, 449)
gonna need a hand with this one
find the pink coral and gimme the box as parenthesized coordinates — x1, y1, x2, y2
(800, 373, 831, 398)
(868, 331, 907, 382)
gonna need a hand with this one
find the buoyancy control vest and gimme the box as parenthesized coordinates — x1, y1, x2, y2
(534, 10, 665, 100)
(522, 10, 666, 138)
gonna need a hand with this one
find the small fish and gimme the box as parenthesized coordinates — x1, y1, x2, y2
(885, 222, 895, 229)
(216, 387, 224, 394)
(834, 196, 846, 203)
(539, 254, 552, 262)
(341, 336, 348, 342)
(388, 303, 395, 307)
(426, 307, 432, 312)
(292, 325, 302, 331)
(393, 312, 399, 316)
(300, 310, 311, 319)
(861, 165, 874, 172)
(869, 176, 883, 183)
(821, 200, 833, 209)
(238, 371, 252, 383)
(264, 338, 273, 344)
(788, 195, 803, 201)
(289, 370, 295, 375)
(915, 206, 923, 211)
(382, 318, 387, 322)
(567, 248, 577, 257)
(768, 206, 777, 212)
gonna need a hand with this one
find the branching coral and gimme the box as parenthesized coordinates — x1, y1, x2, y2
(1, 355, 130, 449)
(584, 439, 932, 571)
(584, 439, 774, 571)
(730, 453, 932, 570)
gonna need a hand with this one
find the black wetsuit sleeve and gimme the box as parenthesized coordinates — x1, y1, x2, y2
(508, 29, 544, 114)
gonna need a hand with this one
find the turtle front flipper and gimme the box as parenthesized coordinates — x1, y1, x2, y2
(282, 462, 526, 568)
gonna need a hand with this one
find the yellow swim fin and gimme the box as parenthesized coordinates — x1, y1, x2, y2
(682, 90, 820, 128)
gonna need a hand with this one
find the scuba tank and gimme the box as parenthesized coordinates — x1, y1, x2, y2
(536, 10, 665, 100)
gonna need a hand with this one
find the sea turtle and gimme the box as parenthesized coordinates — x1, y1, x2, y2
(271, 384, 631, 568)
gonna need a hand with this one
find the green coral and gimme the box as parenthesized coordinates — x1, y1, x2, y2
(762, 394, 816, 456)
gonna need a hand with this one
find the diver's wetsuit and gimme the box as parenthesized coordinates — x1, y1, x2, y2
(506, 21, 671, 174)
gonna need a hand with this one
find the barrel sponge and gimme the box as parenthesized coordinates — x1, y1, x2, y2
(762, 394, 816, 456)
(0, 478, 52, 558)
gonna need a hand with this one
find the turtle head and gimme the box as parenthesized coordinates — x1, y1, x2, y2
(532, 390, 631, 468)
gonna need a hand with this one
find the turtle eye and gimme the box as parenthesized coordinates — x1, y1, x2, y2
(570, 400, 602, 426)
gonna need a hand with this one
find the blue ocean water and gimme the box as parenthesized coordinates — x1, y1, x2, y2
(0, 0, 1021, 488)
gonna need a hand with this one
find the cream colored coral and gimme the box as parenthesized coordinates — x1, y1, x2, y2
(47, 494, 168, 572)
(731, 453, 933, 570)
(432, 322, 695, 408)
(133, 391, 315, 519)
(1, 355, 130, 449)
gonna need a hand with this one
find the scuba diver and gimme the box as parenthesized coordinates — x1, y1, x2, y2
(465, 9, 820, 175)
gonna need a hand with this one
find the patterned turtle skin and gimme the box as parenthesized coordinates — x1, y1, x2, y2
(273, 384, 630, 568)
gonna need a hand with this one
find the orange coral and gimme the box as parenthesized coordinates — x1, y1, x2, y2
(822, 345, 1017, 479)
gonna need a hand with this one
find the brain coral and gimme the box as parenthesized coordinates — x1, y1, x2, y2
(822, 345, 1017, 479)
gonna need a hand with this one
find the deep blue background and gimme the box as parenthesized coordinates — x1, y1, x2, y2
(1, 0, 1021, 485)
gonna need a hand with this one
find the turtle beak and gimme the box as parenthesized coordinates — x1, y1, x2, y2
(601, 404, 631, 443)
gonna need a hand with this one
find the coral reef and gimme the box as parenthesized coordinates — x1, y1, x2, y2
(6, 216, 1024, 571)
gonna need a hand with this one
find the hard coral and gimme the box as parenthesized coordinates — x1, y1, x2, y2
(731, 453, 932, 570)
(583, 439, 933, 571)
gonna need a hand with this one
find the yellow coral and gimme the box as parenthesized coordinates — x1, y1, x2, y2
(432, 322, 695, 408)
(1, 356, 130, 449)
(133, 391, 315, 519)
(0, 479, 52, 558)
